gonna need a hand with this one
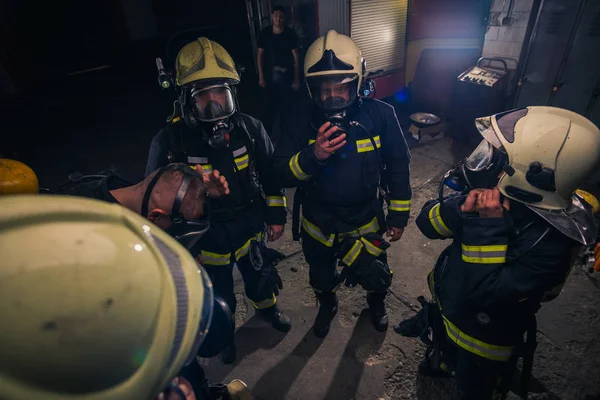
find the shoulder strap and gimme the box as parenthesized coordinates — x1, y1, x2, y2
(166, 120, 187, 163)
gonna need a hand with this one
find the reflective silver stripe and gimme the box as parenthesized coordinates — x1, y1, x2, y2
(461, 244, 507, 264)
(289, 152, 311, 180)
(232, 146, 247, 157)
(301, 217, 334, 247)
(235, 154, 249, 170)
(428, 203, 453, 237)
(188, 156, 208, 164)
(342, 240, 363, 266)
(337, 217, 380, 241)
(200, 250, 231, 266)
(443, 316, 513, 361)
(356, 135, 381, 153)
(360, 237, 383, 256)
(389, 199, 410, 212)
(266, 196, 286, 207)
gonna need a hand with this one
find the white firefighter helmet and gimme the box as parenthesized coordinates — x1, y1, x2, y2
(0, 195, 214, 400)
(475, 106, 600, 244)
(304, 30, 364, 112)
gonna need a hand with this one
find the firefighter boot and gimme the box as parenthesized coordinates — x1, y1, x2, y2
(257, 305, 292, 332)
(313, 292, 338, 338)
(367, 292, 389, 332)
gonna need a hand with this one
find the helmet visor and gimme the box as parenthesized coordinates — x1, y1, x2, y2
(465, 139, 495, 172)
(306, 74, 358, 112)
(475, 116, 504, 150)
(185, 262, 215, 365)
(191, 85, 235, 122)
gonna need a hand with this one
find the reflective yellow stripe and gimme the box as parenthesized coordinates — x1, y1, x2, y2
(360, 237, 383, 256)
(342, 240, 363, 266)
(442, 315, 514, 361)
(234, 154, 249, 171)
(461, 244, 507, 264)
(251, 295, 276, 309)
(428, 203, 453, 237)
(266, 196, 286, 207)
(389, 199, 410, 212)
(200, 250, 231, 266)
(308, 139, 316, 145)
(337, 217, 379, 241)
(190, 164, 213, 174)
(301, 217, 335, 247)
(289, 152, 311, 181)
(356, 135, 381, 153)
(234, 233, 264, 261)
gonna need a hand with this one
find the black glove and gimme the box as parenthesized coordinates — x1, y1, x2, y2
(257, 265, 283, 296)
(354, 258, 392, 292)
(337, 234, 392, 292)
(339, 265, 360, 288)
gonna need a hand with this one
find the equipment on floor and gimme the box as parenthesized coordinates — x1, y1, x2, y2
(408, 112, 443, 143)
(449, 57, 510, 145)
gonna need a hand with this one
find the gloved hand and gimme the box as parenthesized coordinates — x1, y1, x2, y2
(257, 265, 283, 296)
(355, 259, 392, 292)
(339, 265, 360, 288)
(337, 234, 392, 292)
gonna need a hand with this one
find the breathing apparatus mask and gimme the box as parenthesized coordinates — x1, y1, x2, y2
(440, 138, 508, 203)
(307, 74, 358, 138)
(184, 82, 237, 148)
(142, 164, 211, 250)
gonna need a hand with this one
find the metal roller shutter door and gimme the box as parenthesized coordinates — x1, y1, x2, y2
(350, 0, 408, 74)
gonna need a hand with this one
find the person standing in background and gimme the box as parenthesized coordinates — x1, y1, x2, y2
(257, 6, 300, 144)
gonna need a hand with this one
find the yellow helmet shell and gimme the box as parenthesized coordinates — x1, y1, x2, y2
(0, 195, 206, 400)
(0, 159, 39, 195)
(176, 37, 240, 87)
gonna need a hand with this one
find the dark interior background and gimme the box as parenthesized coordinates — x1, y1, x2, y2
(0, 0, 262, 187)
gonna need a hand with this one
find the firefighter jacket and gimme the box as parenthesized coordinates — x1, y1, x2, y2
(146, 114, 286, 226)
(273, 98, 411, 234)
(417, 194, 579, 362)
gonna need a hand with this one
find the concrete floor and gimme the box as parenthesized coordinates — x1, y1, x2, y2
(203, 138, 600, 400)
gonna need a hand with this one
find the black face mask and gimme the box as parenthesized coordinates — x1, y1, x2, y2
(142, 164, 210, 250)
(207, 120, 230, 149)
(204, 100, 226, 121)
(325, 110, 349, 139)
(442, 140, 508, 192)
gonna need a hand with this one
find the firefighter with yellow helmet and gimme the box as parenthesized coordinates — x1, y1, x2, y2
(0, 158, 39, 195)
(396, 107, 600, 399)
(0, 195, 254, 400)
(272, 30, 412, 337)
(146, 37, 290, 364)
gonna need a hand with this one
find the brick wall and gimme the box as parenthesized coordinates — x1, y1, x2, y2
(482, 0, 534, 69)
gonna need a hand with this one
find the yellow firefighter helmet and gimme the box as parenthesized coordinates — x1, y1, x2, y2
(176, 37, 240, 87)
(0, 158, 39, 195)
(0, 195, 214, 400)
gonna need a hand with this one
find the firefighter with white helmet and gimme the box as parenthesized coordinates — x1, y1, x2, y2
(396, 106, 600, 399)
(0, 195, 253, 400)
(273, 30, 412, 337)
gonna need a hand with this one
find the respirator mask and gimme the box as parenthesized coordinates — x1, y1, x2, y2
(189, 84, 236, 148)
(307, 74, 358, 139)
(440, 139, 508, 202)
(142, 164, 211, 250)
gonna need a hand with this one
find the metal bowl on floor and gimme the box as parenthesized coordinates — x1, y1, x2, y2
(410, 112, 441, 127)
